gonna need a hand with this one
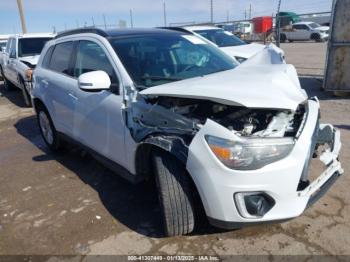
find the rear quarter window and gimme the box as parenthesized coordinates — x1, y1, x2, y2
(49, 41, 74, 76)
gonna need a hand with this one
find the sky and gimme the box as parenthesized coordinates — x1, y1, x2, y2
(0, 0, 333, 34)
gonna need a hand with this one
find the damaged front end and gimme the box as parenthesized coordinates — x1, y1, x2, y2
(124, 87, 307, 167)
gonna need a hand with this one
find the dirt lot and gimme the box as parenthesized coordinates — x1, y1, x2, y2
(0, 42, 349, 257)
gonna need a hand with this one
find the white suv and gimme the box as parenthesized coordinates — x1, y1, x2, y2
(32, 28, 343, 236)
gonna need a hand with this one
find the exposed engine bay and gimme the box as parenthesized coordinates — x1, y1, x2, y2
(155, 97, 305, 137)
(127, 95, 306, 142)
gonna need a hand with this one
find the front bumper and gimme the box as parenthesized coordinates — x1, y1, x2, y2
(186, 99, 343, 229)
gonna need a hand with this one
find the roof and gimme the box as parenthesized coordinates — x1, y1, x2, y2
(55, 27, 188, 39)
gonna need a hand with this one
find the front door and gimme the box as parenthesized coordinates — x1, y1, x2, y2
(72, 40, 126, 166)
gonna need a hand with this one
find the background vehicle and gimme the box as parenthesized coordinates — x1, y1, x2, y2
(32, 28, 342, 237)
(280, 22, 329, 42)
(165, 26, 284, 63)
(278, 12, 301, 27)
(0, 33, 54, 106)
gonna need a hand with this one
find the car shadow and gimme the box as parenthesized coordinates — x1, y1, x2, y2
(299, 76, 350, 100)
(0, 82, 27, 108)
(14, 115, 227, 238)
(334, 124, 350, 131)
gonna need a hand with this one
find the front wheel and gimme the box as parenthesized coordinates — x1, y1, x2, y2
(153, 150, 195, 237)
(37, 105, 61, 151)
(20, 79, 32, 107)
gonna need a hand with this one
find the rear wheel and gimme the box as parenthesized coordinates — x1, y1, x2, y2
(37, 105, 61, 151)
(280, 34, 287, 43)
(152, 150, 195, 237)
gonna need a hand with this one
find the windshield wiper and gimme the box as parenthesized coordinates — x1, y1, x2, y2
(141, 75, 183, 81)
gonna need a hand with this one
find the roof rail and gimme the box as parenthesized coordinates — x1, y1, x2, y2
(54, 27, 108, 39)
(157, 27, 193, 34)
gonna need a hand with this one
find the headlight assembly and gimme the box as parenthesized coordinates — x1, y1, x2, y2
(205, 135, 294, 170)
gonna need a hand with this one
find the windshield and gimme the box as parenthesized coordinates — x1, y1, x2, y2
(194, 29, 247, 47)
(110, 34, 237, 88)
(309, 23, 321, 29)
(18, 37, 52, 57)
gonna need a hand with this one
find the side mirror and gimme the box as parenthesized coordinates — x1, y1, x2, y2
(78, 71, 111, 92)
(9, 50, 16, 59)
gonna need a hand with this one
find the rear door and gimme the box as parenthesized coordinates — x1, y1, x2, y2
(44, 41, 77, 137)
(71, 39, 126, 166)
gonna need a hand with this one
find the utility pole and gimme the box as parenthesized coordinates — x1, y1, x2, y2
(227, 10, 230, 22)
(163, 0, 167, 27)
(249, 4, 252, 19)
(103, 14, 107, 29)
(91, 17, 95, 27)
(210, 0, 214, 24)
(276, 0, 282, 47)
(244, 9, 247, 20)
(16, 0, 27, 33)
(130, 9, 134, 28)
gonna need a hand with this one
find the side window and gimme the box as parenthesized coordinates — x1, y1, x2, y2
(293, 25, 302, 30)
(73, 40, 119, 93)
(49, 41, 74, 76)
(301, 25, 309, 30)
(42, 46, 54, 68)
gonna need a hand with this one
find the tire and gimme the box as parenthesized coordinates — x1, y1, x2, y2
(36, 105, 61, 151)
(19, 78, 32, 107)
(280, 34, 287, 43)
(152, 150, 195, 237)
(311, 33, 322, 42)
(288, 39, 294, 43)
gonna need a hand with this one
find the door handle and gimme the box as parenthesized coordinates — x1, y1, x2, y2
(68, 93, 78, 100)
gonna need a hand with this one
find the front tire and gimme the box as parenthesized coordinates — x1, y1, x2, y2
(152, 150, 195, 237)
(37, 105, 61, 151)
(19, 78, 32, 107)
(311, 33, 322, 42)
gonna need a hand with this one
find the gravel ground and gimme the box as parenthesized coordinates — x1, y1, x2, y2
(0, 42, 349, 258)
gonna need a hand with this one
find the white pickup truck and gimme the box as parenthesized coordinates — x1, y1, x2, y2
(0, 33, 54, 106)
(280, 22, 329, 43)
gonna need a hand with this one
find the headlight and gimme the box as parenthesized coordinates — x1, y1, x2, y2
(205, 135, 294, 170)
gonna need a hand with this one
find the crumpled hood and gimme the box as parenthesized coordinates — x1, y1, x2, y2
(221, 43, 266, 59)
(140, 64, 307, 111)
(20, 55, 40, 67)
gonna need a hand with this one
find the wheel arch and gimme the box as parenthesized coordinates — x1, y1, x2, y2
(134, 135, 189, 179)
(134, 134, 204, 208)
